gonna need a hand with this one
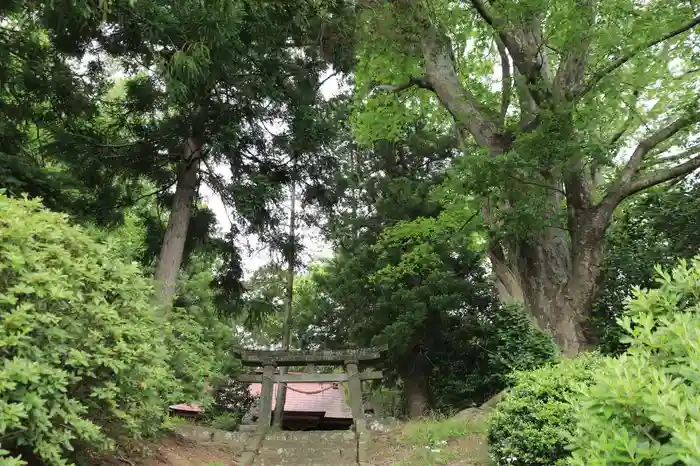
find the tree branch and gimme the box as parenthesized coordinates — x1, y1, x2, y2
(315, 71, 340, 92)
(602, 110, 700, 206)
(554, 0, 596, 97)
(469, 0, 549, 104)
(640, 145, 700, 169)
(622, 152, 700, 198)
(115, 179, 178, 209)
(389, 0, 504, 150)
(374, 76, 433, 93)
(605, 91, 640, 157)
(496, 37, 512, 125)
(576, 15, 700, 99)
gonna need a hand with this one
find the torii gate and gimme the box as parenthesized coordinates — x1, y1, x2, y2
(234, 345, 387, 433)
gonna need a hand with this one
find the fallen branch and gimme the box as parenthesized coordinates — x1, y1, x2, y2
(117, 456, 135, 466)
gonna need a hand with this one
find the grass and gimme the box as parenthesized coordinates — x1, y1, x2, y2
(371, 412, 490, 466)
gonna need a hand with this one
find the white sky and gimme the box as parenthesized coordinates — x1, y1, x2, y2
(200, 70, 344, 276)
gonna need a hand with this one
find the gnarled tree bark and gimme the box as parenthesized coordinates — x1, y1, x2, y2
(376, 1, 700, 355)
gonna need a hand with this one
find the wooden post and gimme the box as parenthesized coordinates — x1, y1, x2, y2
(345, 361, 364, 429)
(258, 364, 274, 432)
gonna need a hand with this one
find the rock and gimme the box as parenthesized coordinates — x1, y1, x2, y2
(453, 407, 484, 420)
(369, 420, 389, 432)
(368, 416, 400, 432)
(480, 390, 507, 410)
(453, 390, 508, 420)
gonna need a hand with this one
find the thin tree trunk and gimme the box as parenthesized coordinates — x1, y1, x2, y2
(351, 151, 359, 242)
(401, 348, 432, 419)
(154, 137, 201, 306)
(273, 181, 296, 428)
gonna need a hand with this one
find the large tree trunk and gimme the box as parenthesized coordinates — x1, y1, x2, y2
(154, 137, 201, 305)
(400, 348, 433, 419)
(407, 10, 607, 356)
(490, 206, 611, 355)
(273, 181, 296, 428)
(378, 1, 700, 356)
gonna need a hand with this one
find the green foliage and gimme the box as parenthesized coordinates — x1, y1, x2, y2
(434, 304, 558, 411)
(568, 258, 700, 465)
(396, 414, 488, 466)
(0, 194, 240, 465)
(365, 385, 404, 418)
(209, 413, 242, 432)
(596, 185, 700, 354)
(488, 354, 605, 466)
(204, 379, 257, 432)
(169, 257, 240, 402)
(0, 194, 173, 465)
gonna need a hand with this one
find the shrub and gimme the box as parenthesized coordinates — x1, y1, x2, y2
(567, 259, 700, 465)
(433, 302, 559, 412)
(169, 258, 241, 404)
(210, 412, 243, 431)
(200, 379, 257, 431)
(0, 194, 176, 465)
(487, 353, 605, 466)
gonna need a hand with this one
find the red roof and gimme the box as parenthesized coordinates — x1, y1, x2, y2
(169, 403, 203, 413)
(248, 372, 352, 419)
(169, 373, 353, 420)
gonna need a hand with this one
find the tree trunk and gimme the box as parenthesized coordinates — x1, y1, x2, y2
(273, 181, 296, 428)
(408, 13, 608, 356)
(490, 207, 611, 356)
(154, 137, 201, 306)
(400, 346, 433, 419)
(380, 1, 700, 357)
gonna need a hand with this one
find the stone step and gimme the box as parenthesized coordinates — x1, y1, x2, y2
(253, 430, 358, 466)
(174, 424, 255, 448)
(254, 456, 358, 466)
(259, 443, 355, 455)
(255, 462, 357, 466)
(263, 430, 355, 440)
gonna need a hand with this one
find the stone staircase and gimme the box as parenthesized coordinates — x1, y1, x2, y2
(175, 424, 255, 458)
(175, 424, 365, 465)
(253, 430, 358, 466)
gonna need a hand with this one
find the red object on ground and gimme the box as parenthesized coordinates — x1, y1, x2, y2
(169, 403, 203, 414)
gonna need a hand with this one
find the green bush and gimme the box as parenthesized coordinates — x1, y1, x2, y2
(487, 353, 604, 466)
(210, 412, 242, 431)
(0, 194, 177, 465)
(169, 258, 241, 403)
(568, 259, 700, 464)
(432, 303, 558, 412)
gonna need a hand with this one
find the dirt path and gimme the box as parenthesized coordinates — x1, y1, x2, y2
(94, 435, 239, 466)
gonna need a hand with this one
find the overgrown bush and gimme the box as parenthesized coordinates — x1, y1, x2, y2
(0, 194, 241, 465)
(202, 379, 257, 430)
(568, 259, 700, 464)
(488, 353, 604, 466)
(433, 303, 558, 411)
(0, 194, 176, 465)
(169, 258, 241, 403)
